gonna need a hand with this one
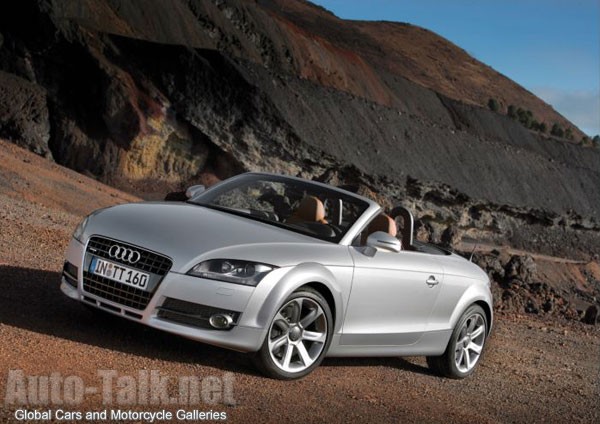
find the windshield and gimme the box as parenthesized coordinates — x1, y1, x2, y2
(189, 174, 370, 243)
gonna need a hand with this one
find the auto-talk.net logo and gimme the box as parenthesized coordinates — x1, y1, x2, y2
(4, 369, 235, 421)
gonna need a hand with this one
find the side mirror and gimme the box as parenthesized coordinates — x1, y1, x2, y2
(366, 231, 401, 253)
(185, 184, 206, 199)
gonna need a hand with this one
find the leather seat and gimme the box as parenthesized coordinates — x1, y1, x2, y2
(362, 213, 399, 246)
(287, 196, 328, 224)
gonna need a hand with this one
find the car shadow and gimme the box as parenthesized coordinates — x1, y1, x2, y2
(323, 357, 436, 377)
(0, 265, 258, 376)
(0, 265, 439, 378)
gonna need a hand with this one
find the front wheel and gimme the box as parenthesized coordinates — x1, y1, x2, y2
(253, 288, 333, 380)
(427, 304, 488, 379)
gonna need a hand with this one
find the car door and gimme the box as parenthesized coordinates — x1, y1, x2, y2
(340, 246, 444, 346)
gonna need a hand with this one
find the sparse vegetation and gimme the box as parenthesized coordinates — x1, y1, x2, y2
(488, 98, 499, 112)
(579, 135, 600, 148)
(564, 128, 573, 140)
(495, 103, 576, 141)
(551, 123, 564, 138)
(507, 105, 549, 134)
(516, 107, 533, 128)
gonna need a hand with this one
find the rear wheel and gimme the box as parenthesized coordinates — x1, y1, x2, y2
(427, 304, 488, 379)
(254, 288, 333, 380)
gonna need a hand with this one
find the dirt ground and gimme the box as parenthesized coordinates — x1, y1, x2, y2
(0, 141, 598, 423)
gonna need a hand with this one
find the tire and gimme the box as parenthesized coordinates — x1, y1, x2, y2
(427, 304, 488, 379)
(254, 287, 333, 380)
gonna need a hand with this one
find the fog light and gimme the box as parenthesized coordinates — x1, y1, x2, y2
(209, 314, 234, 329)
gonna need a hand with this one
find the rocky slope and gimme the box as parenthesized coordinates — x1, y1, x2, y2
(1, 0, 597, 203)
(0, 1, 599, 322)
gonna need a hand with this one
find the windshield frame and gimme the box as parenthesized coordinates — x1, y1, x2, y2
(188, 173, 378, 244)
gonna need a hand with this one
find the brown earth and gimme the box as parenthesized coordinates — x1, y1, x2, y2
(1, 142, 599, 423)
(263, 1, 580, 137)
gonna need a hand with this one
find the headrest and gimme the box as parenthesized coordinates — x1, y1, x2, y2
(367, 214, 397, 237)
(289, 196, 327, 224)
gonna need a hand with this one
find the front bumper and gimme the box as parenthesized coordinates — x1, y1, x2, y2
(61, 237, 268, 352)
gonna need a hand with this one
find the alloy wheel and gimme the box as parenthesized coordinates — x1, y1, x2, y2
(267, 297, 328, 373)
(454, 312, 486, 373)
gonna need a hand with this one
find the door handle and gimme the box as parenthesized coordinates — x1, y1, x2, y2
(426, 276, 439, 287)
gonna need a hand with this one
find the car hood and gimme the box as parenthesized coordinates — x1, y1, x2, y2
(83, 202, 325, 271)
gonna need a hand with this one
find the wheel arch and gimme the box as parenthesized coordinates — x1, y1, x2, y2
(447, 284, 494, 335)
(251, 277, 339, 380)
(248, 263, 345, 335)
(474, 300, 493, 335)
(303, 281, 337, 328)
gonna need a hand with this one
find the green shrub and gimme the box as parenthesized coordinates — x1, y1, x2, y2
(507, 105, 516, 118)
(517, 108, 532, 128)
(488, 98, 499, 112)
(550, 123, 564, 138)
(564, 128, 573, 140)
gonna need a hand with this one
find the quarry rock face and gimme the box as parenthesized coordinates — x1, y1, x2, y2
(0, 71, 51, 158)
(0, 1, 598, 267)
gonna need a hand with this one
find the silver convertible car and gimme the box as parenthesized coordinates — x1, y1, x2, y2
(61, 172, 492, 379)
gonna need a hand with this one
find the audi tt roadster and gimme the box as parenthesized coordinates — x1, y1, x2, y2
(61, 172, 493, 379)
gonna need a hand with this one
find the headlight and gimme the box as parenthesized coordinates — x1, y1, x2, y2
(187, 259, 277, 286)
(73, 208, 108, 243)
(72, 216, 89, 243)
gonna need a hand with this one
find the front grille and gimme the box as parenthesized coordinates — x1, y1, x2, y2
(83, 271, 152, 310)
(86, 236, 172, 275)
(83, 236, 173, 310)
(157, 297, 240, 330)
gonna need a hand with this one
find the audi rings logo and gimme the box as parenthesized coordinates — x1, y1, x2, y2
(108, 245, 141, 264)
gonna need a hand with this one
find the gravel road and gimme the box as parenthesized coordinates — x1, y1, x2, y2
(0, 141, 598, 423)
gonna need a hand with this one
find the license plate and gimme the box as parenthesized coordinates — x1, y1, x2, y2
(90, 257, 150, 291)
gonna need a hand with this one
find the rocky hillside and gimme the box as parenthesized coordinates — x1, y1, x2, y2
(0, 1, 598, 320)
(39, 0, 583, 137)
